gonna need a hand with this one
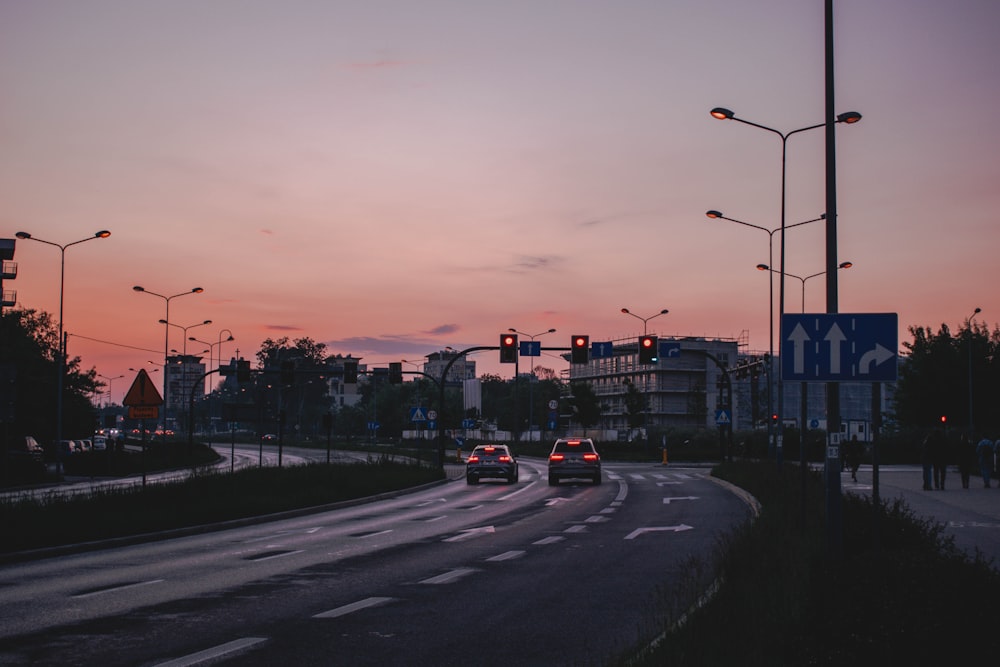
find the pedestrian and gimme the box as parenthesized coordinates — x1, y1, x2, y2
(976, 436, 994, 488)
(920, 430, 935, 491)
(929, 428, 949, 490)
(958, 433, 976, 489)
(845, 435, 862, 482)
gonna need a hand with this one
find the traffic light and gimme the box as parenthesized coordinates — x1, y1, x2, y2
(500, 334, 517, 363)
(571, 335, 589, 364)
(389, 362, 402, 384)
(638, 335, 658, 364)
(343, 361, 358, 383)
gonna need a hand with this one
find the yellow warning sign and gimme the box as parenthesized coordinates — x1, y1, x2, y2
(123, 369, 163, 407)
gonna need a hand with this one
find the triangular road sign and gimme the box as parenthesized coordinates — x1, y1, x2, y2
(123, 369, 164, 407)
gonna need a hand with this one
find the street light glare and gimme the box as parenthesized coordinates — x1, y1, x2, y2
(837, 111, 862, 124)
(710, 107, 734, 120)
(95, 230, 111, 238)
(705, 210, 722, 219)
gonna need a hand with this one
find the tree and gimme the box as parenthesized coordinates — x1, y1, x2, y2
(0, 307, 100, 446)
(894, 322, 1000, 433)
(623, 380, 647, 429)
(568, 382, 602, 434)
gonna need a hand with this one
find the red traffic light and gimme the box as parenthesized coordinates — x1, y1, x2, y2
(940, 415, 947, 424)
(500, 333, 517, 363)
(638, 335, 658, 363)
(571, 335, 589, 364)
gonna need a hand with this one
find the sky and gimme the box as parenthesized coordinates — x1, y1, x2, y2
(2, 0, 999, 404)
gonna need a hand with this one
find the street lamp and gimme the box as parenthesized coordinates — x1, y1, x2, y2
(969, 307, 981, 437)
(190, 329, 234, 379)
(710, 106, 861, 464)
(620, 308, 668, 335)
(508, 327, 556, 438)
(133, 285, 204, 420)
(710, 210, 825, 454)
(756, 261, 853, 312)
(16, 229, 111, 474)
(96, 373, 124, 407)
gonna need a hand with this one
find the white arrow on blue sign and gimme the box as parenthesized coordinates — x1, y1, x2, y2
(519, 341, 541, 357)
(781, 313, 898, 382)
(591, 341, 614, 358)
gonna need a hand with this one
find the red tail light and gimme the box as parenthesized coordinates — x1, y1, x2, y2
(549, 454, 565, 462)
(498, 455, 511, 462)
(468, 455, 480, 463)
(583, 453, 599, 462)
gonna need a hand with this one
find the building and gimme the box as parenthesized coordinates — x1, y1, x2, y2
(164, 353, 207, 428)
(568, 335, 740, 434)
(424, 350, 476, 385)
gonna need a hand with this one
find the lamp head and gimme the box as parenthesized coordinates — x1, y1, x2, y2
(621, 308, 631, 314)
(836, 111, 862, 124)
(95, 230, 111, 238)
(710, 107, 734, 120)
(705, 210, 722, 219)
(974, 307, 982, 315)
(839, 261, 853, 269)
(192, 287, 204, 294)
(15, 231, 31, 239)
(547, 328, 556, 333)
(756, 264, 770, 272)
(659, 309, 669, 315)
(133, 285, 145, 292)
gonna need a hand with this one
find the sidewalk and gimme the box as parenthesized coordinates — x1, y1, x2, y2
(845, 465, 1000, 565)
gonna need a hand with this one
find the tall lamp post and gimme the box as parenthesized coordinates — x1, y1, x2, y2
(96, 373, 124, 407)
(133, 285, 204, 421)
(968, 307, 981, 437)
(706, 210, 825, 454)
(621, 309, 668, 434)
(709, 106, 861, 465)
(190, 329, 234, 380)
(756, 262, 853, 312)
(507, 327, 556, 439)
(16, 229, 111, 474)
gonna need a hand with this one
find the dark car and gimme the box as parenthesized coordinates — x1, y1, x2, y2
(547, 437, 601, 485)
(7, 436, 46, 480)
(466, 444, 518, 485)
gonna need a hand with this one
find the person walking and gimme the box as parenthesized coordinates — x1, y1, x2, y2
(926, 428, 949, 490)
(976, 436, 995, 488)
(958, 433, 976, 489)
(920, 430, 935, 491)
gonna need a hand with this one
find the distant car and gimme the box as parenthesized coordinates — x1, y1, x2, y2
(547, 438, 601, 485)
(92, 435, 107, 451)
(77, 439, 93, 452)
(262, 434, 277, 443)
(466, 444, 518, 485)
(7, 436, 46, 478)
(58, 440, 79, 456)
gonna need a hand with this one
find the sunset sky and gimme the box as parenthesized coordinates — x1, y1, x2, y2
(2, 0, 998, 404)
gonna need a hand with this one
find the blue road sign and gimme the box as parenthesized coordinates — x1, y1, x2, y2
(520, 341, 541, 356)
(715, 409, 732, 426)
(591, 341, 614, 358)
(781, 313, 898, 382)
(409, 407, 428, 422)
(659, 341, 681, 359)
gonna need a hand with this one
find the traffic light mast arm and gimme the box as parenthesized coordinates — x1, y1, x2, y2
(437, 345, 495, 469)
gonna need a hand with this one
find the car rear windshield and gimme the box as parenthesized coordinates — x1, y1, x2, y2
(553, 440, 595, 453)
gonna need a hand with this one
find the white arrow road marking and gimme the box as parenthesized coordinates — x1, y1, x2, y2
(663, 496, 699, 504)
(420, 568, 478, 584)
(825, 322, 847, 375)
(787, 323, 810, 374)
(625, 525, 694, 540)
(314, 597, 396, 619)
(545, 497, 572, 506)
(443, 526, 495, 542)
(858, 343, 894, 374)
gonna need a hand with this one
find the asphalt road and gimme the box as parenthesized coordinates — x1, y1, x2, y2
(0, 460, 753, 666)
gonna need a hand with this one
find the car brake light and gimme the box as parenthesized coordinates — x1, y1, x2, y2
(498, 455, 511, 462)
(583, 453, 599, 462)
(468, 455, 480, 463)
(484, 446, 495, 453)
(549, 454, 565, 462)
(567, 440, 581, 446)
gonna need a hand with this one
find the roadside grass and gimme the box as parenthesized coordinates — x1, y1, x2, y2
(1, 454, 443, 554)
(618, 461, 1000, 666)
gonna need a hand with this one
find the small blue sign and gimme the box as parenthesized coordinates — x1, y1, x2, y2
(520, 341, 541, 356)
(591, 341, 614, 358)
(461, 419, 476, 428)
(781, 313, 898, 382)
(659, 341, 681, 359)
(715, 409, 731, 426)
(367, 421, 380, 431)
(409, 407, 428, 422)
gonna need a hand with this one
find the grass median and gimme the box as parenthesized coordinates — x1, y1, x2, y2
(1, 454, 443, 554)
